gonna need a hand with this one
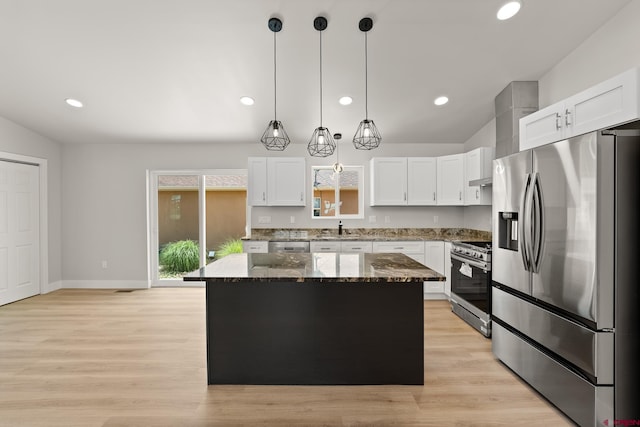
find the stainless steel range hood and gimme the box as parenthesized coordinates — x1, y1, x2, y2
(495, 81, 538, 158)
(469, 177, 493, 187)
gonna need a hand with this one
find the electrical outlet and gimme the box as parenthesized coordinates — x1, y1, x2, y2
(384, 215, 391, 223)
(258, 216, 271, 224)
(101, 260, 108, 269)
(290, 216, 295, 224)
(433, 215, 439, 224)
(369, 215, 376, 223)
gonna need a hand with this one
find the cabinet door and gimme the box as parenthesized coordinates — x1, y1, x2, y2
(340, 241, 373, 253)
(372, 241, 424, 263)
(242, 240, 268, 253)
(444, 242, 452, 297)
(310, 241, 340, 252)
(407, 157, 437, 205)
(519, 103, 566, 151)
(247, 157, 267, 206)
(568, 67, 639, 138)
(267, 158, 306, 206)
(436, 154, 465, 205)
(424, 241, 444, 274)
(465, 147, 494, 206)
(370, 158, 407, 206)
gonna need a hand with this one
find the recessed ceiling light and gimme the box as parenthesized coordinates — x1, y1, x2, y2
(434, 96, 449, 106)
(497, 1, 522, 20)
(339, 96, 353, 106)
(65, 98, 83, 108)
(240, 96, 255, 106)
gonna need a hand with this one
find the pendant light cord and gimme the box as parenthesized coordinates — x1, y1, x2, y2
(365, 31, 368, 121)
(273, 30, 277, 121)
(319, 30, 323, 127)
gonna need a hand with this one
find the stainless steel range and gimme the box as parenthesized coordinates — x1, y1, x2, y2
(449, 241, 492, 337)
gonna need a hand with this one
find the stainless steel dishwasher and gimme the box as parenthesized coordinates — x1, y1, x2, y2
(268, 241, 310, 253)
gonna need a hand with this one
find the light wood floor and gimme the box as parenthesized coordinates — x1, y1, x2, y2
(0, 289, 572, 427)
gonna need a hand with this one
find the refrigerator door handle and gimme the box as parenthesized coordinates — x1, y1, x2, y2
(530, 173, 545, 273)
(520, 173, 533, 272)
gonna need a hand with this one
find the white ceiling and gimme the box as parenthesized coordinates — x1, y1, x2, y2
(0, 0, 632, 146)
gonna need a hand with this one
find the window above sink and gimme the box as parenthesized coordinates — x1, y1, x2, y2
(311, 166, 364, 220)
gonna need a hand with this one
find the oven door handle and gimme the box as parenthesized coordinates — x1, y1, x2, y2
(450, 253, 488, 270)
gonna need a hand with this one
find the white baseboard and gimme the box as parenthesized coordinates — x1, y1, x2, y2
(62, 280, 149, 290)
(42, 280, 63, 294)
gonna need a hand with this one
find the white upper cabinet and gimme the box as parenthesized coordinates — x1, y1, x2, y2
(464, 147, 494, 206)
(407, 158, 437, 205)
(520, 67, 640, 150)
(247, 157, 268, 206)
(267, 158, 306, 206)
(370, 157, 437, 206)
(248, 157, 306, 206)
(436, 154, 465, 206)
(370, 158, 407, 206)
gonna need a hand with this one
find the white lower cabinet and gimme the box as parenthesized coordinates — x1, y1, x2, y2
(310, 241, 373, 253)
(424, 241, 446, 299)
(310, 241, 341, 253)
(444, 242, 452, 298)
(242, 240, 268, 253)
(371, 241, 425, 264)
(340, 241, 373, 253)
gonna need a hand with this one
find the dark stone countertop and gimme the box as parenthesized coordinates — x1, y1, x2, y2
(244, 227, 491, 242)
(183, 252, 445, 283)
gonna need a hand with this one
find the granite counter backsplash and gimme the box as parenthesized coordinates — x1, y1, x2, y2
(246, 228, 491, 242)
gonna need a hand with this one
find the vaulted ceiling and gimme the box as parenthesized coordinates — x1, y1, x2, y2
(0, 0, 631, 146)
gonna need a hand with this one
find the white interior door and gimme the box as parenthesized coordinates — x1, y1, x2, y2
(0, 160, 40, 306)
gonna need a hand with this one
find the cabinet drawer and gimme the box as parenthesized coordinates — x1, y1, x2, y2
(242, 241, 268, 253)
(424, 282, 445, 293)
(372, 241, 424, 253)
(310, 241, 341, 252)
(340, 241, 373, 253)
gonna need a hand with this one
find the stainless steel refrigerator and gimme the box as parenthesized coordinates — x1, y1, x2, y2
(491, 128, 640, 427)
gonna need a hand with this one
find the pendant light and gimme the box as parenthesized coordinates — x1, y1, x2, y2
(307, 16, 336, 158)
(353, 17, 382, 150)
(332, 133, 344, 174)
(260, 17, 291, 151)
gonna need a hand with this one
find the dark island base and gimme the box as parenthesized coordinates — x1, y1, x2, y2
(206, 281, 424, 385)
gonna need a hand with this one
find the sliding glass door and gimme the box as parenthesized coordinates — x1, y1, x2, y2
(148, 170, 246, 286)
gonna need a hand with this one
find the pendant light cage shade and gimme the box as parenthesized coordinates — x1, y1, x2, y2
(353, 119, 382, 150)
(308, 16, 335, 157)
(261, 120, 291, 151)
(261, 17, 291, 151)
(353, 17, 381, 150)
(307, 127, 336, 157)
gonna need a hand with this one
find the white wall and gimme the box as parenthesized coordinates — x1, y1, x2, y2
(463, 118, 495, 152)
(539, 0, 640, 108)
(0, 116, 63, 287)
(61, 141, 466, 282)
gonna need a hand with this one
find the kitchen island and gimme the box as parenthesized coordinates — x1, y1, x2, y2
(184, 252, 444, 385)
